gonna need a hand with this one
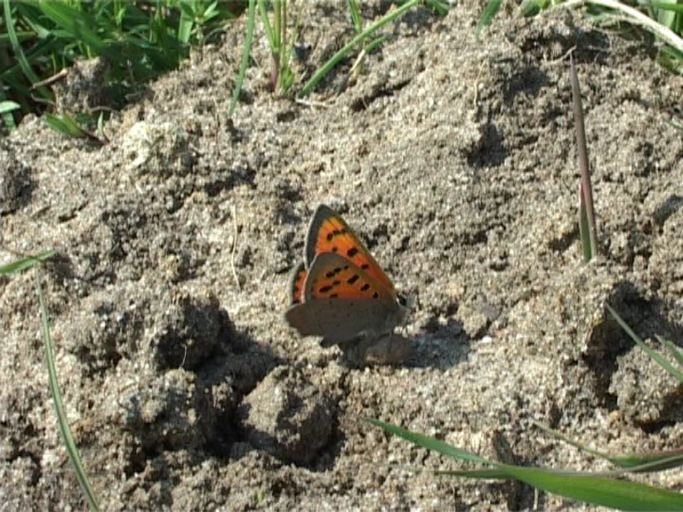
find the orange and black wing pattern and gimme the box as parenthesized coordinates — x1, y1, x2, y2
(303, 252, 394, 303)
(304, 205, 396, 297)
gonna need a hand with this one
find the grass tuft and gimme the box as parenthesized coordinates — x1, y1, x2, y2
(1, 1, 238, 126)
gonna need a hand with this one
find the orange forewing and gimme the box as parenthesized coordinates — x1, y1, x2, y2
(303, 252, 388, 302)
(305, 205, 396, 296)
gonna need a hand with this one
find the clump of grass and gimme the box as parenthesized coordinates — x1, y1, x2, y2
(258, 0, 295, 93)
(1, 1, 238, 128)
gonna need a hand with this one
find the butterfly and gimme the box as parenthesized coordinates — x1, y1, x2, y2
(284, 204, 411, 363)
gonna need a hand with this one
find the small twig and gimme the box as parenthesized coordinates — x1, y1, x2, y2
(179, 344, 188, 369)
(31, 68, 68, 89)
(348, 47, 367, 78)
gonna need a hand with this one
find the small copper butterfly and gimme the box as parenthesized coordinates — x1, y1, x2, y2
(284, 205, 411, 364)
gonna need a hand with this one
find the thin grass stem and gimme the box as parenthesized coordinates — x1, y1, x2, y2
(570, 56, 598, 260)
(230, 0, 257, 115)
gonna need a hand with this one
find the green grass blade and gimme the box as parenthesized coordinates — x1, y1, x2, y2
(578, 183, 592, 261)
(38, 0, 105, 53)
(229, 0, 256, 115)
(425, 0, 450, 15)
(0, 100, 21, 114)
(0, 250, 55, 275)
(607, 304, 683, 383)
(177, 2, 194, 44)
(608, 452, 683, 473)
(521, 0, 552, 15)
(44, 113, 88, 138)
(258, 0, 275, 49)
(499, 464, 683, 511)
(3, 0, 50, 99)
(348, 0, 363, 34)
(656, 335, 683, 367)
(368, 419, 493, 465)
(299, 0, 423, 97)
(654, 0, 677, 28)
(37, 279, 100, 511)
(649, 1, 683, 12)
(477, 0, 503, 37)
(435, 468, 513, 479)
(533, 421, 683, 472)
(0, 96, 19, 129)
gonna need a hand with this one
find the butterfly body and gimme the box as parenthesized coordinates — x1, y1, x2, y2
(285, 205, 410, 364)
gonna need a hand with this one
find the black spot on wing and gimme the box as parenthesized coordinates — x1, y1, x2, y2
(325, 227, 347, 242)
(347, 274, 359, 284)
(347, 247, 359, 258)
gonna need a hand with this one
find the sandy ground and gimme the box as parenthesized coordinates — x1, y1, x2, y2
(1, 1, 682, 510)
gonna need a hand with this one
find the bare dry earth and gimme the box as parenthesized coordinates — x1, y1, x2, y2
(1, 1, 682, 510)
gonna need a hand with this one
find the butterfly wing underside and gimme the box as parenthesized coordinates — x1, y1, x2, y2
(285, 298, 398, 346)
(305, 205, 397, 298)
(285, 252, 403, 345)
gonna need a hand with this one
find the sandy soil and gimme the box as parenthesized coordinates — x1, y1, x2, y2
(1, 1, 682, 510)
